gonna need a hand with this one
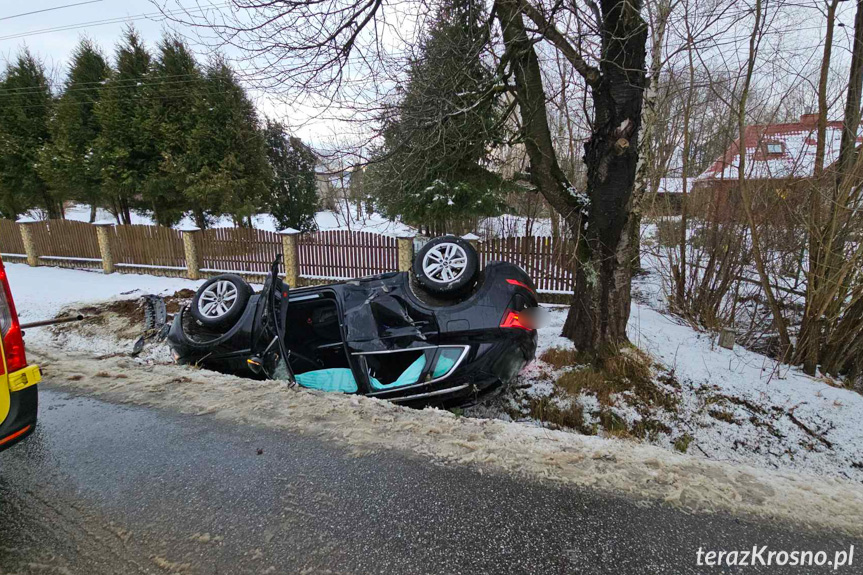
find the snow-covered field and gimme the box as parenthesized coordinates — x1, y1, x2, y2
(38, 203, 417, 237)
(7, 261, 863, 533)
(36, 203, 555, 239)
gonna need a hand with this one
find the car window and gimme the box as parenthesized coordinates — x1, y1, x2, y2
(365, 349, 428, 390)
(431, 347, 463, 379)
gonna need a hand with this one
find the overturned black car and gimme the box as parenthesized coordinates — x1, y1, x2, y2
(167, 236, 538, 407)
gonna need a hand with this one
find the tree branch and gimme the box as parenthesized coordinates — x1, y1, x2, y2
(517, 0, 601, 86)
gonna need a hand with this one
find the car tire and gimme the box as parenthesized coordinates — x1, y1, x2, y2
(189, 274, 252, 330)
(412, 236, 480, 298)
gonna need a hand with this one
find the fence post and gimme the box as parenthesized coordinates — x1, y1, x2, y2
(92, 220, 116, 274)
(397, 233, 416, 272)
(279, 228, 300, 287)
(15, 218, 39, 267)
(179, 226, 201, 280)
(461, 232, 480, 250)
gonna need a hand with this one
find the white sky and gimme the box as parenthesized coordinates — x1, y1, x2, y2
(1, 0, 859, 149)
(0, 0, 333, 142)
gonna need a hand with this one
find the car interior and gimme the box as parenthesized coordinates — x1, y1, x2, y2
(282, 294, 462, 394)
(283, 295, 349, 372)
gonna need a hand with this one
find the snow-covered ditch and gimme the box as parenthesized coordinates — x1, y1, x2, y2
(469, 272, 863, 484)
(8, 263, 863, 535)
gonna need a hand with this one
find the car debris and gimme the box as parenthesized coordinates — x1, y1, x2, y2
(131, 296, 170, 356)
(20, 314, 85, 330)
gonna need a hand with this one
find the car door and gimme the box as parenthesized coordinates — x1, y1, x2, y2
(358, 345, 469, 394)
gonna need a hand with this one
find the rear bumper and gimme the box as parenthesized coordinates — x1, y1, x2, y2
(9, 364, 41, 392)
(0, 384, 38, 453)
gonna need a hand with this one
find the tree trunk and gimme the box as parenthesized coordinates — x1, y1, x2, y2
(562, 0, 648, 353)
(633, 0, 672, 275)
(193, 208, 207, 230)
(123, 199, 132, 225)
(735, 0, 793, 360)
(495, 0, 646, 356)
(799, 0, 838, 375)
(89, 203, 97, 223)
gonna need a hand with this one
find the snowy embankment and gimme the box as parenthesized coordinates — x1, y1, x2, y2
(471, 275, 863, 484)
(8, 263, 863, 535)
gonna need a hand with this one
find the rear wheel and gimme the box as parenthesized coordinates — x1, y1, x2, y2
(412, 236, 479, 298)
(190, 274, 252, 330)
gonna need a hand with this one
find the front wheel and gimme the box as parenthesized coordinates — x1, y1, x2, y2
(412, 236, 479, 298)
(189, 274, 252, 330)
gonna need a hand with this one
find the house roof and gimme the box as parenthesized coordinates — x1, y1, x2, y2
(697, 114, 863, 181)
(656, 177, 697, 194)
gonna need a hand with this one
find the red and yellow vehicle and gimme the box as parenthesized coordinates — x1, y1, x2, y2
(0, 257, 40, 452)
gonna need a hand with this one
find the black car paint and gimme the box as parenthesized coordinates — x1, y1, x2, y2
(167, 262, 538, 406)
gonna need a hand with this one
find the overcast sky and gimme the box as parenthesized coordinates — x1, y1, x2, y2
(0, 0, 335, 142)
(1, 0, 859, 149)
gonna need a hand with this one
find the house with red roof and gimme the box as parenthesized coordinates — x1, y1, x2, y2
(693, 113, 862, 221)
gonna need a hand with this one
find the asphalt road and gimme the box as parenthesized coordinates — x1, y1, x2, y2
(0, 387, 860, 575)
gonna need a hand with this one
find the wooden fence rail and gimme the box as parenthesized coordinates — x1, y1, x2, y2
(478, 236, 576, 293)
(111, 224, 187, 270)
(30, 219, 102, 262)
(299, 230, 398, 279)
(199, 227, 283, 275)
(0, 219, 24, 255)
(0, 219, 577, 295)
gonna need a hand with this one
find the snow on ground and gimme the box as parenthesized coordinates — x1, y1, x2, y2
(8, 262, 863, 533)
(48, 203, 417, 237)
(43, 203, 559, 239)
(9, 263, 207, 357)
(27, 345, 863, 536)
(470, 273, 863, 483)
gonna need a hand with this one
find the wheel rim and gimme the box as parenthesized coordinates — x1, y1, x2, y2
(197, 280, 239, 318)
(422, 242, 468, 284)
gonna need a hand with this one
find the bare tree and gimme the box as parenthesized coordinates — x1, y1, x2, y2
(163, 0, 652, 358)
(493, 0, 648, 355)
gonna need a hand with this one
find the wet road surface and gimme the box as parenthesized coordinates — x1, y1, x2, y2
(0, 387, 860, 574)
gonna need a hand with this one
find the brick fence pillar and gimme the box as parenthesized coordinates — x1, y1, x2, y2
(179, 226, 201, 280)
(93, 220, 116, 274)
(15, 218, 39, 267)
(279, 228, 300, 287)
(397, 234, 416, 272)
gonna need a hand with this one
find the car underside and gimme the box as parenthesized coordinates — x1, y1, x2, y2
(167, 236, 539, 407)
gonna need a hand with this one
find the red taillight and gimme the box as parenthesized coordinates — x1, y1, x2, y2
(0, 265, 27, 374)
(500, 309, 531, 330)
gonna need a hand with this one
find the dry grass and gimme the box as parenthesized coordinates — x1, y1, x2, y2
(553, 346, 677, 411)
(708, 408, 739, 424)
(530, 345, 679, 439)
(539, 347, 590, 370)
(527, 396, 591, 434)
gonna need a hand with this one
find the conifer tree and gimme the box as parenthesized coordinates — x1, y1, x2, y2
(144, 36, 202, 226)
(39, 39, 110, 222)
(262, 120, 318, 232)
(366, 0, 506, 232)
(185, 59, 269, 226)
(95, 28, 156, 224)
(0, 51, 57, 218)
